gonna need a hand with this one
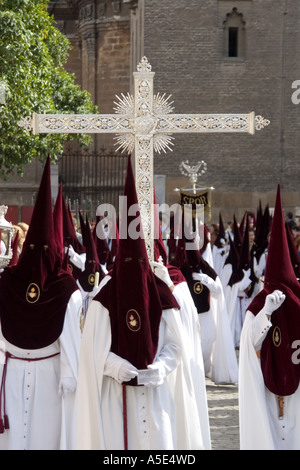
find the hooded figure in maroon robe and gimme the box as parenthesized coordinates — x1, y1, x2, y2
(0, 156, 82, 450)
(76, 156, 208, 450)
(62, 198, 86, 280)
(247, 185, 300, 397)
(96, 156, 178, 379)
(239, 185, 300, 450)
(0, 157, 78, 350)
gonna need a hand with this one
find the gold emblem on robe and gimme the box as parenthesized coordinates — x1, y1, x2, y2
(193, 281, 203, 294)
(273, 326, 282, 347)
(26, 283, 40, 304)
(88, 273, 95, 285)
(126, 309, 141, 332)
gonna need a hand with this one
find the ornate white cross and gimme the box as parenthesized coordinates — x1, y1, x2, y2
(19, 56, 270, 261)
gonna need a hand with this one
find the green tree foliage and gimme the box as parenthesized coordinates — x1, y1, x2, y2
(0, 0, 97, 178)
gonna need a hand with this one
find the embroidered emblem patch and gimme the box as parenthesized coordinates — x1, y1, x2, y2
(193, 281, 203, 295)
(68, 263, 73, 273)
(26, 283, 40, 304)
(273, 326, 281, 347)
(88, 273, 95, 285)
(126, 309, 141, 332)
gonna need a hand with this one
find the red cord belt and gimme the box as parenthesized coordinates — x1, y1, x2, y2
(0, 350, 60, 434)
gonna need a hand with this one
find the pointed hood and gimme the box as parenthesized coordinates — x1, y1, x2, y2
(93, 215, 110, 266)
(199, 223, 210, 256)
(53, 182, 64, 265)
(256, 200, 263, 234)
(152, 190, 186, 286)
(248, 185, 300, 396)
(62, 199, 85, 255)
(239, 211, 247, 238)
(62, 197, 85, 279)
(214, 212, 226, 248)
(0, 157, 78, 349)
(78, 214, 102, 292)
(13, 156, 57, 288)
(167, 210, 179, 266)
(224, 234, 239, 272)
(95, 156, 178, 382)
(228, 216, 250, 286)
(285, 222, 300, 279)
(79, 211, 86, 247)
(233, 214, 243, 252)
(252, 204, 270, 263)
(177, 217, 218, 314)
(153, 188, 168, 265)
(8, 230, 19, 267)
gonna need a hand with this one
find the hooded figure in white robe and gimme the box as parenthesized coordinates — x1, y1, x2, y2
(0, 157, 82, 450)
(239, 185, 300, 450)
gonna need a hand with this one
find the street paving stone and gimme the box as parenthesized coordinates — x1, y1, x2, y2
(206, 377, 239, 450)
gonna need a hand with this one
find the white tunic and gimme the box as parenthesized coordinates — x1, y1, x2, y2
(239, 307, 300, 450)
(198, 276, 238, 384)
(0, 290, 82, 450)
(212, 245, 226, 278)
(76, 296, 205, 450)
(172, 281, 211, 450)
(224, 270, 252, 348)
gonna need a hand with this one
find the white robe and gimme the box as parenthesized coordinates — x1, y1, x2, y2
(197, 276, 238, 384)
(172, 281, 211, 450)
(212, 245, 226, 278)
(0, 289, 82, 450)
(76, 294, 205, 450)
(202, 242, 214, 269)
(224, 270, 252, 348)
(239, 307, 300, 450)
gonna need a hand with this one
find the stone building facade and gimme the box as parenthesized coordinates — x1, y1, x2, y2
(2, 0, 300, 225)
(140, 0, 300, 222)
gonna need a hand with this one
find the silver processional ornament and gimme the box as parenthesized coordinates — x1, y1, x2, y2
(0, 205, 14, 268)
(176, 160, 214, 234)
(179, 160, 207, 193)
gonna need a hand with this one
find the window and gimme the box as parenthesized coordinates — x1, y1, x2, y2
(228, 27, 238, 57)
(223, 8, 246, 59)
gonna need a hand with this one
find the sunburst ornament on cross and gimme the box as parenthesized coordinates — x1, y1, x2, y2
(18, 56, 270, 261)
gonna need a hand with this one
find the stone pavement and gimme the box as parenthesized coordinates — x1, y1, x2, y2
(206, 377, 239, 450)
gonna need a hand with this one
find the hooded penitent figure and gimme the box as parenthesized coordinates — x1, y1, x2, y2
(239, 185, 300, 450)
(0, 157, 82, 450)
(153, 195, 211, 449)
(62, 198, 86, 280)
(77, 214, 104, 330)
(212, 212, 227, 277)
(179, 232, 238, 385)
(224, 216, 254, 348)
(285, 222, 300, 280)
(252, 204, 270, 282)
(77, 214, 102, 294)
(76, 156, 206, 450)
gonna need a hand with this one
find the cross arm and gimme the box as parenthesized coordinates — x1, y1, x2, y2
(18, 112, 133, 135)
(156, 112, 261, 135)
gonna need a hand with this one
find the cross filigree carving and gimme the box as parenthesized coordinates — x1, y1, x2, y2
(18, 56, 270, 260)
